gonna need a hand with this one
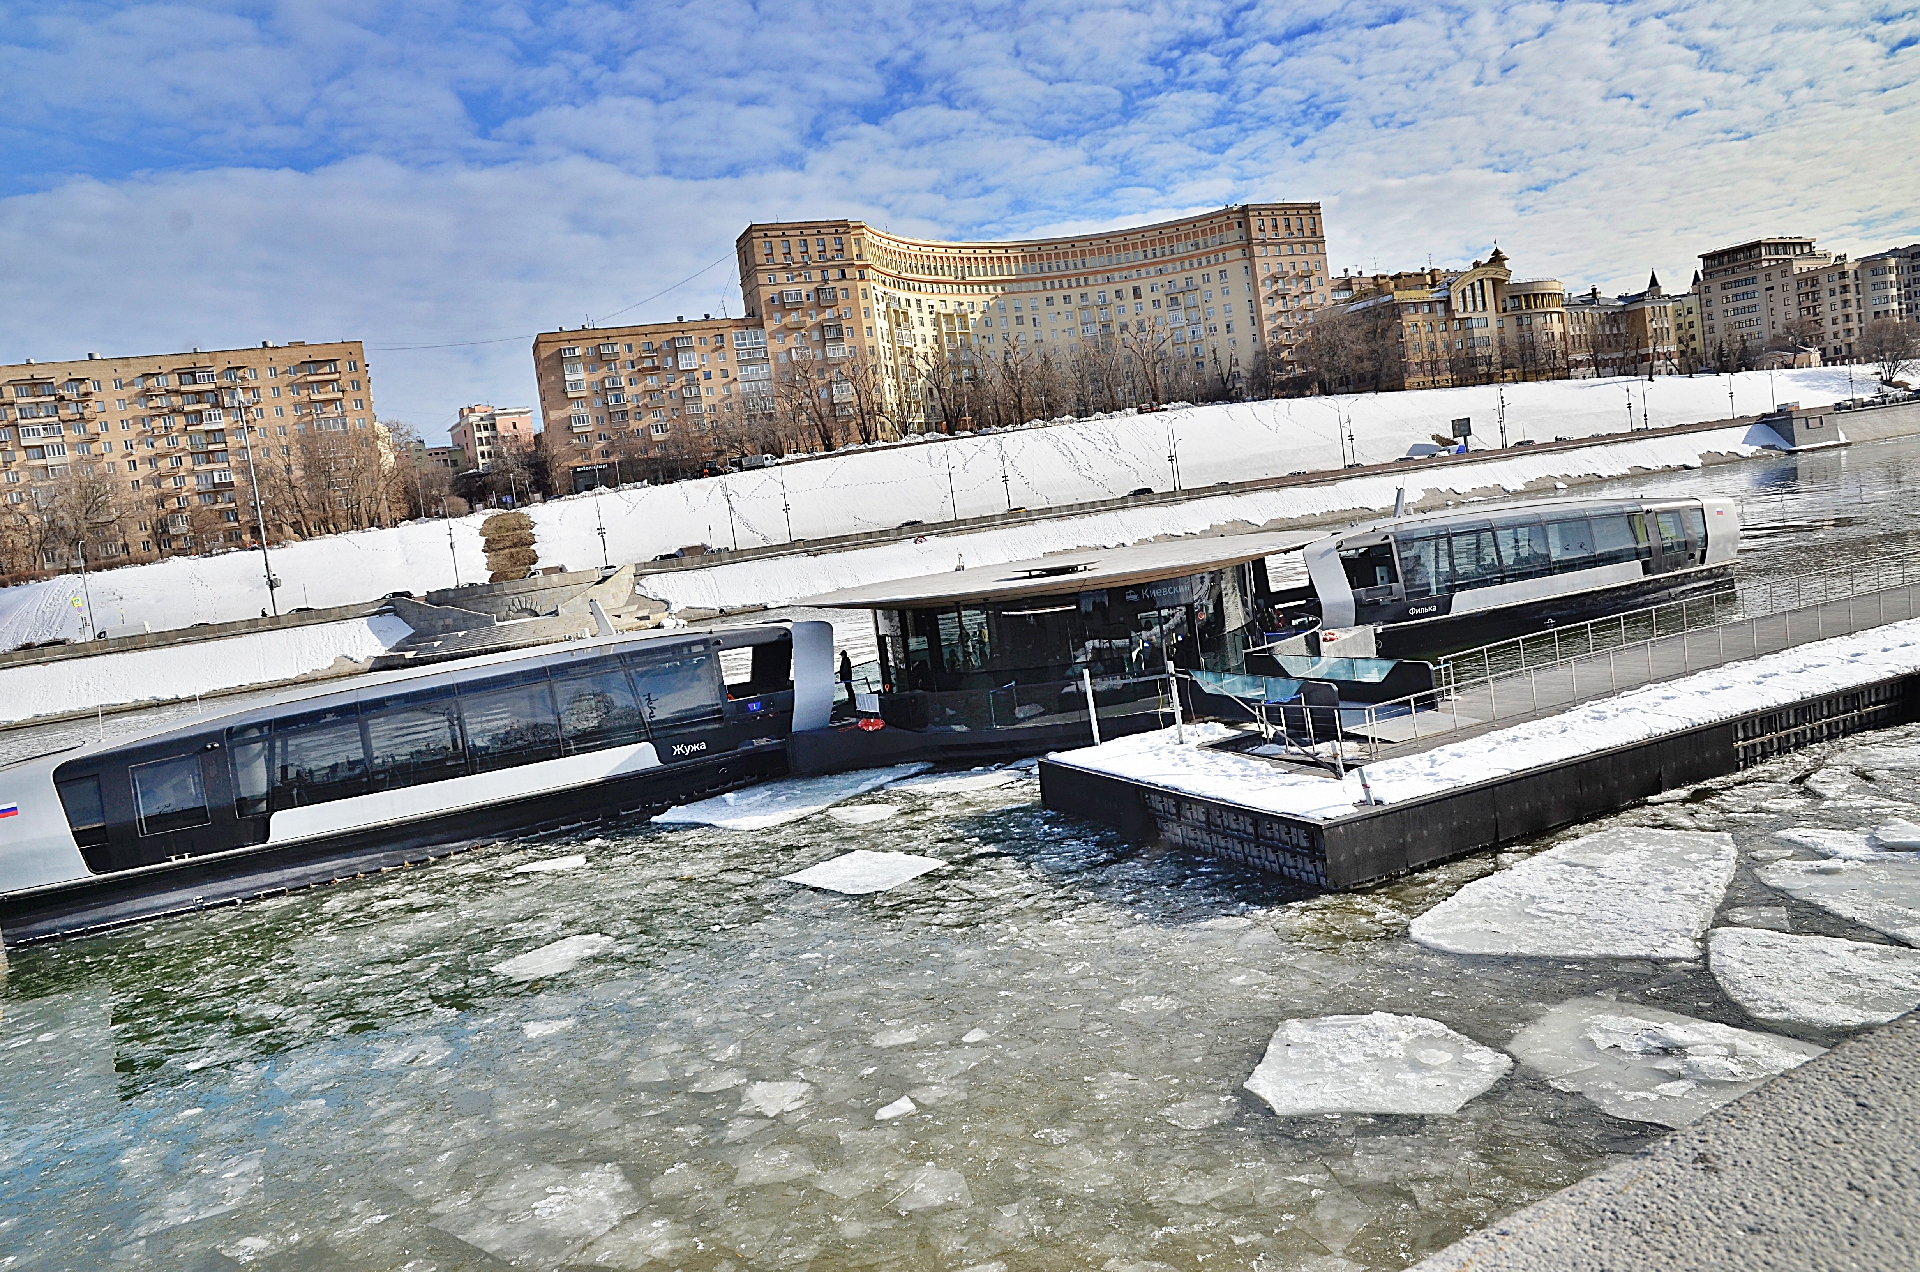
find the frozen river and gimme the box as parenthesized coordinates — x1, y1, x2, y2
(5, 432, 1920, 1270)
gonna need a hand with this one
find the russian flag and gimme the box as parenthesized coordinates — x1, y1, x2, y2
(0, 803, 17, 819)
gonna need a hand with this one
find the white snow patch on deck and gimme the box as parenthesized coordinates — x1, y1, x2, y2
(1051, 722, 1357, 820)
(1708, 928, 1920, 1029)
(1408, 829, 1736, 958)
(1755, 857, 1920, 946)
(653, 764, 929, 830)
(1507, 998, 1824, 1128)
(491, 934, 615, 981)
(781, 849, 947, 896)
(1243, 1012, 1511, 1116)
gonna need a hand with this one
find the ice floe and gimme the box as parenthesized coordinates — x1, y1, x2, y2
(1871, 819, 1920, 850)
(512, 853, 587, 874)
(1775, 827, 1878, 859)
(1708, 927, 1920, 1029)
(491, 933, 615, 981)
(1408, 828, 1736, 958)
(888, 1164, 972, 1211)
(1506, 998, 1824, 1127)
(885, 767, 1024, 793)
(738, 1081, 812, 1117)
(1243, 1012, 1511, 1116)
(653, 764, 929, 830)
(430, 1163, 639, 1267)
(1756, 857, 1920, 946)
(1720, 905, 1791, 932)
(875, 1096, 916, 1121)
(781, 849, 946, 896)
(826, 803, 900, 825)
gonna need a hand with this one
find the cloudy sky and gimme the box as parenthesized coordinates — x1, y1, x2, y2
(3, 0, 1916, 442)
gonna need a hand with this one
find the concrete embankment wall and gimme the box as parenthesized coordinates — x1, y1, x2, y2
(0, 614, 413, 728)
(1412, 1010, 1920, 1272)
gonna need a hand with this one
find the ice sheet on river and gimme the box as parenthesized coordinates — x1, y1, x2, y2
(1243, 1012, 1511, 1116)
(782, 849, 946, 895)
(1408, 828, 1736, 958)
(491, 934, 615, 981)
(1755, 857, 1920, 946)
(1708, 927, 1920, 1029)
(885, 766, 1025, 793)
(1507, 998, 1824, 1127)
(653, 764, 930, 830)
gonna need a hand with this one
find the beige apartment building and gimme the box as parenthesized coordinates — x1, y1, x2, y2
(0, 339, 386, 580)
(1566, 273, 1676, 378)
(1673, 278, 1704, 371)
(450, 403, 534, 472)
(530, 204, 1331, 488)
(1344, 250, 1573, 390)
(1697, 237, 1830, 363)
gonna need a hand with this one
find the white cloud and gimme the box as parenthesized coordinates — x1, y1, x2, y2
(0, 0, 1915, 441)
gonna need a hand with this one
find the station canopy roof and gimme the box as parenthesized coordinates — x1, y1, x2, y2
(798, 529, 1329, 610)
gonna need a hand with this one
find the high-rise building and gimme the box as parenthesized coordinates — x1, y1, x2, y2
(0, 339, 386, 580)
(1696, 237, 1829, 363)
(530, 204, 1331, 487)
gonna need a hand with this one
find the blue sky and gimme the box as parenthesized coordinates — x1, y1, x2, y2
(2, 0, 1917, 442)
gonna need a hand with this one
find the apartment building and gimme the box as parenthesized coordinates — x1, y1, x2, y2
(529, 204, 1331, 485)
(0, 339, 382, 575)
(1673, 277, 1704, 370)
(450, 403, 534, 472)
(1697, 237, 1830, 362)
(530, 315, 755, 491)
(1343, 251, 1573, 389)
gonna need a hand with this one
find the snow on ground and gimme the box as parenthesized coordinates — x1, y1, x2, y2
(0, 614, 412, 726)
(1408, 829, 1736, 958)
(1754, 858, 1920, 946)
(1242, 1012, 1511, 1116)
(652, 765, 929, 831)
(1506, 998, 1825, 1128)
(1707, 928, 1920, 1029)
(0, 368, 1847, 646)
(490, 934, 616, 981)
(780, 849, 948, 896)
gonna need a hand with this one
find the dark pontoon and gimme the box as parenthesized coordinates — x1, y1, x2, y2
(0, 622, 832, 943)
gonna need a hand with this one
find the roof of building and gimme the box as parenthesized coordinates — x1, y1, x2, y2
(797, 530, 1330, 609)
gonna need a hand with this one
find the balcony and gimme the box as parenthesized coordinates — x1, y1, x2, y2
(565, 380, 588, 396)
(826, 344, 852, 359)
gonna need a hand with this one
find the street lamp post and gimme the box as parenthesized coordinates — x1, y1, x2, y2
(229, 370, 280, 614)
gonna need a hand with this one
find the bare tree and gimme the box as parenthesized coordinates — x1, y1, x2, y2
(1859, 317, 1920, 386)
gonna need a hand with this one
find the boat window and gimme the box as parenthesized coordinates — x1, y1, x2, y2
(229, 724, 271, 818)
(1545, 518, 1595, 572)
(1655, 510, 1687, 556)
(553, 660, 650, 753)
(935, 608, 992, 672)
(363, 688, 467, 791)
(1339, 541, 1398, 591)
(1492, 518, 1551, 582)
(130, 754, 211, 837)
(1590, 514, 1644, 567)
(462, 672, 563, 772)
(273, 706, 369, 806)
(628, 646, 724, 729)
(1396, 534, 1449, 598)
(1447, 526, 1503, 591)
(1682, 507, 1707, 544)
(56, 774, 108, 848)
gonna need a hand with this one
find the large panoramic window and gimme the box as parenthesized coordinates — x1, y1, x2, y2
(1397, 534, 1449, 598)
(628, 647, 723, 730)
(130, 754, 211, 837)
(1545, 519, 1595, 573)
(272, 706, 368, 807)
(1492, 519, 1552, 582)
(462, 672, 563, 772)
(1448, 527, 1503, 591)
(363, 688, 466, 791)
(553, 659, 649, 754)
(1590, 514, 1645, 567)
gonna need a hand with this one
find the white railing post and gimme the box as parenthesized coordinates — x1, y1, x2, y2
(1082, 667, 1102, 746)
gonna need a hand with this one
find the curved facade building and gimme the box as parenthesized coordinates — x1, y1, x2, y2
(734, 204, 1329, 416)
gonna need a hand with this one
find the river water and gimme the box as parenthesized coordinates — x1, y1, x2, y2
(5, 433, 1920, 1271)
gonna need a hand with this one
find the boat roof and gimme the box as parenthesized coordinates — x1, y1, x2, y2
(1341, 494, 1715, 540)
(797, 530, 1330, 610)
(4, 621, 791, 772)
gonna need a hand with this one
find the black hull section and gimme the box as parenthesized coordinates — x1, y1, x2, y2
(0, 747, 786, 946)
(1374, 565, 1736, 661)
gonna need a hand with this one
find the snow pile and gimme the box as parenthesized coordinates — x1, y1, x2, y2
(1755, 858, 1920, 946)
(0, 368, 1846, 641)
(0, 614, 412, 726)
(781, 849, 947, 896)
(1708, 928, 1920, 1029)
(1243, 1012, 1511, 1116)
(652, 764, 929, 830)
(491, 934, 616, 981)
(1409, 829, 1736, 958)
(1050, 722, 1357, 820)
(1507, 998, 1825, 1127)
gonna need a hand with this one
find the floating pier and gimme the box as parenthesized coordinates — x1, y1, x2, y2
(1042, 577, 1920, 890)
